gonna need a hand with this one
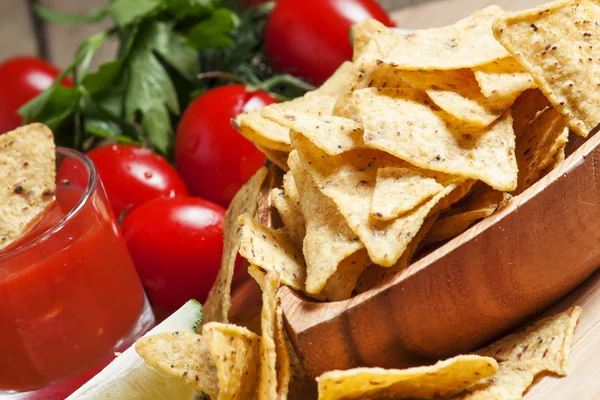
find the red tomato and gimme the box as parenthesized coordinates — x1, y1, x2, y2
(265, 0, 395, 85)
(175, 85, 276, 207)
(121, 196, 225, 309)
(87, 144, 189, 217)
(0, 56, 72, 134)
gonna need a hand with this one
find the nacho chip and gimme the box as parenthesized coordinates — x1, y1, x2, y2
(477, 306, 581, 376)
(511, 89, 552, 137)
(316, 355, 498, 400)
(291, 131, 461, 266)
(249, 267, 290, 400)
(238, 213, 306, 290)
(381, 6, 509, 71)
(473, 57, 536, 106)
(135, 330, 219, 398)
(352, 19, 391, 60)
(288, 151, 365, 295)
(271, 185, 305, 249)
(354, 87, 518, 191)
(319, 249, 371, 301)
(233, 110, 292, 152)
(514, 107, 569, 194)
(262, 111, 364, 156)
(0, 124, 56, 251)
(204, 167, 267, 323)
(459, 359, 547, 400)
(371, 167, 444, 220)
(257, 144, 290, 172)
(493, 0, 600, 137)
(426, 188, 511, 244)
(333, 34, 403, 121)
(202, 322, 261, 400)
(355, 213, 438, 294)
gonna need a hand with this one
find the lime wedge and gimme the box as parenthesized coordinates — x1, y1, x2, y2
(68, 300, 204, 399)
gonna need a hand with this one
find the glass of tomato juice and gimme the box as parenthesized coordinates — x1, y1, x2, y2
(0, 148, 154, 395)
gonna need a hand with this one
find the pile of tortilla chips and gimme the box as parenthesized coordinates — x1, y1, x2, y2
(136, 1, 596, 398)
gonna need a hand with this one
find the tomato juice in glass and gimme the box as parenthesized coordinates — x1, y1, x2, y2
(0, 148, 154, 393)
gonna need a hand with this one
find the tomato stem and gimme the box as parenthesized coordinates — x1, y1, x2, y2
(196, 71, 248, 85)
(258, 74, 316, 93)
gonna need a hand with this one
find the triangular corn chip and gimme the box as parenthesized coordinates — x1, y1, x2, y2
(202, 322, 261, 400)
(381, 6, 509, 70)
(371, 166, 444, 220)
(291, 131, 461, 266)
(239, 213, 306, 290)
(493, 0, 600, 137)
(354, 87, 518, 191)
(473, 57, 536, 107)
(288, 151, 365, 296)
(0, 123, 56, 251)
(316, 355, 498, 400)
(204, 167, 267, 323)
(135, 330, 219, 398)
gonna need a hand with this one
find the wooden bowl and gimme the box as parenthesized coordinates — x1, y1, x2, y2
(274, 129, 600, 378)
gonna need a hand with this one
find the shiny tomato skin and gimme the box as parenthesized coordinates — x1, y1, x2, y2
(122, 196, 225, 309)
(175, 85, 276, 207)
(265, 0, 395, 85)
(0, 56, 72, 134)
(87, 144, 189, 217)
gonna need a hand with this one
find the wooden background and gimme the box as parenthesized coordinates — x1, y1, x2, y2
(0, 0, 428, 68)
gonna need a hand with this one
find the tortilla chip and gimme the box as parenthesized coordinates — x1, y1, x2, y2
(202, 322, 260, 400)
(249, 267, 290, 400)
(316, 355, 498, 400)
(426, 89, 502, 128)
(288, 151, 365, 295)
(371, 167, 445, 220)
(257, 145, 290, 172)
(473, 57, 536, 107)
(271, 185, 305, 250)
(264, 62, 353, 120)
(352, 19, 391, 60)
(355, 213, 438, 294)
(354, 87, 518, 191)
(548, 143, 566, 170)
(319, 249, 371, 301)
(233, 110, 292, 152)
(514, 107, 569, 194)
(432, 180, 477, 214)
(262, 110, 363, 156)
(511, 89, 552, 138)
(477, 306, 581, 376)
(333, 34, 403, 121)
(426, 189, 511, 244)
(493, 0, 600, 137)
(459, 359, 547, 400)
(291, 131, 462, 266)
(381, 6, 509, 71)
(0, 123, 56, 251)
(204, 167, 268, 323)
(135, 330, 219, 398)
(238, 213, 306, 290)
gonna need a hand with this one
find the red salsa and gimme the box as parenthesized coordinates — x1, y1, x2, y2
(0, 184, 146, 391)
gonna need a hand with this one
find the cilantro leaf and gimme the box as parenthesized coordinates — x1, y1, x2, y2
(109, 0, 164, 27)
(124, 21, 182, 153)
(35, 5, 109, 24)
(153, 23, 199, 77)
(167, 0, 214, 20)
(185, 8, 239, 49)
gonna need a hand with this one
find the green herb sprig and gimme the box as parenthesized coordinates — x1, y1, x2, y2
(22, 0, 312, 157)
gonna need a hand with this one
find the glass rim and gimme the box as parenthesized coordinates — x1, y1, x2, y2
(0, 146, 98, 261)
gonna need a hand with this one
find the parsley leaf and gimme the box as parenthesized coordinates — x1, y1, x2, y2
(109, 0, 164, 27)
(35, 5, 109, 24)
(124, 21, 183, 153)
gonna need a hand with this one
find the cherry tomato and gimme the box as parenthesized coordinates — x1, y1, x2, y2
(87, 144, 189, 217)
(265, 0, 395, 85)
(121, 196, 225, 309)
(175, 85, 276, 207)
(0, 56, 72, 134)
